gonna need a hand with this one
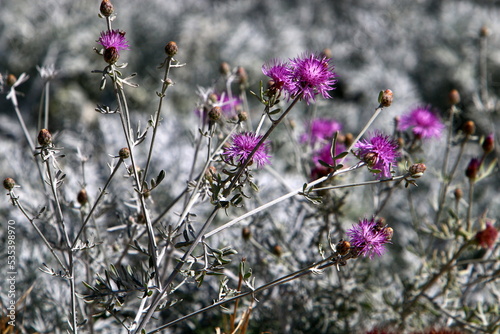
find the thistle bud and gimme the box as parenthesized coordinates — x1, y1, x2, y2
(242, 227, 252, 241)
(237, 66, 248, 86)
(164, 41, 178, 57)
(480, 25, 490, 38)
(465, 158, 481, 180)
(208, 106, 222, 122)
(383, 227, 394, 241)
(344, 133, 354, 147)
(409, 163, 426, 178)
(103, 47, 120, 64)
(321, 48, 332, 59)
(463, 120, 476, 136)
(379, 89, 393, 108)
(100, 0, 114, 17)
(448, 89, 460, 106)
(272, 245, 283, 257)
(237, 111, 248, 122)
(37, 129, 52, 146)
(336, 240, 351, 256)
(6, 74, 17, 87)
(3, 177, 15, 190)
(119, 147, 130, 159)
(482, 133, 495, 154)
(219, 62, 231, 76)
(454, 188, 463, 201)
(77, 189, 88, 205)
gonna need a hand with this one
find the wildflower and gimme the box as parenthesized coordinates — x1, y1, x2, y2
(482, 133, 495, 154)
(289, 53, 337, 104)
(346, 218, 392, 259)
(398, 106, 444, 139)
(354, 133, 399, 179)
(223, 132, 271, 168)
(98, 29, 130, 51)
(475, 222, 498, 249)
(262, 58, 294, 94)
(300, 118, 342, 145)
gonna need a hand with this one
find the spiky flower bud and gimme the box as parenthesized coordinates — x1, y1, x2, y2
(409, 163, 426, 178)
(448, 89, 460, 106)
(336, 240, 351, 256)
(6, 74, 17, 87)
(103, 47, 120, 64)
(482, 133, 495, 154)
(77, 189, 88, 205)
(242, 227, 252, 241)
(119, 147, 130, 159)
(238, 111, 248, 122)
(462, 120, 476, 136)
(379, 89, 393, 107)
(3, 177, 16, 190)
(37, 129, 52, 146)
(219, 62, 231, 76)
(465, 158, 481, 180)
(164, 41, 178, 57)
(208, 106, 222, 122)
(100, 0, 114, 17)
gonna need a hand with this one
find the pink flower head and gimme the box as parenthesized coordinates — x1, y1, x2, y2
(475, 222, 498, 249)
(354, 132, 400, 179)
(223, 132, 271, 168)
(347, 218, 392, 259)
(262, 59, 294, 93)
(300, 118, 343, 145)
(399, 106, 444, 139)
(289, 53, 337, 104)
(98, 29, 130, 51)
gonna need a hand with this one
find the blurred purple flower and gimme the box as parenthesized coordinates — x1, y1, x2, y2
(289, 53, 337, 104)
(398, 106, 444, 139)
(313, 141, 346, 166)
(347, 218, 392, 259)
(98, 29, 130, 51)
(300, 118, 343, 145)
(354, 133, 399, 179)
(223, 132, 271, 168)
(262, 59, 294, 93)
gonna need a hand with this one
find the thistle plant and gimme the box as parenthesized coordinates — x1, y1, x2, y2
(1, 2, 499, 334)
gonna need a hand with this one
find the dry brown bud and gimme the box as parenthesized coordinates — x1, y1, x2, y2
(37, 129, 52, 146)
(3, 177, 15, 190)
(100, 0, 114, 17)
(103, 47, 120, 64)
(164, 41, 178, 57)
(336, 240, 351, 256)
(448, 89, 460, 105)
(409, 163, 426, 177)
(6, 74, 17, 87)
(462, 120, 476, 136)
(379, 89, 393, 107)
(77, 189, 88, 205)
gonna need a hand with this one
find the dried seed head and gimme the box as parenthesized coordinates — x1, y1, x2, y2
(37, 129, 52, 146)
(6, 74, 17, 87)
(103, 47, 120, 64)
(379, 89, 393, 107)
(238, 111, 248, 122)
(448, 89, 460, 106)
(336, 240, 351, 256)
(462, 120, 476, 136)
(3, 177, 16, 190)
(409, 163, 426, 178)
(100, 0, 114, 17)
(164, 41, 178, 57)
(119, 147, 130, 159)
(77, 189, 88, 205)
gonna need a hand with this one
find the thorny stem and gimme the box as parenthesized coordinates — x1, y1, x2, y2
(148, 254, 353, 333)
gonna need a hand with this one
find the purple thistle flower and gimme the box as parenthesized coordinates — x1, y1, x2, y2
(223, 132, 271, 168)
(354, 132, 400, 179)
(98, 29, 130, 51)
(398, 106, 444, 139)
(300, 118, 343, 145)
(346, 218, 392, 259)
(288, 53, 337, 104)
(262, 59, 294, 93)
